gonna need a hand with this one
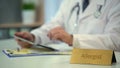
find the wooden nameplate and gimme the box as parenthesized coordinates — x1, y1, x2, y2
(70, 48, 116, 65)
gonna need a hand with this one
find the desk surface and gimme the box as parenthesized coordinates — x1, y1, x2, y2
(0, 39, 120, 68)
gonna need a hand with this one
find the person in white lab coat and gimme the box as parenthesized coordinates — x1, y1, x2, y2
(15, 0, 120, 51)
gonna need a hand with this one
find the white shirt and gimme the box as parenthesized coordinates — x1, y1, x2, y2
(31, 0, 120, 51)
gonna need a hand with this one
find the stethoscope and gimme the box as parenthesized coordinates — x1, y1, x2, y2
(67, 0, 106, 21)
(66, 2, 80, 34)
(68, 2, 80, 25)
(66, 0, 106, 34)
(94, 0, 107, 18)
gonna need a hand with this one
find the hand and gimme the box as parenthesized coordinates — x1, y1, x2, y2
(14, 32, 35, 48)
(47, 27, 73, 46)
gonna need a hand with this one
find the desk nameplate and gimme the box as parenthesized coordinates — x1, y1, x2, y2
(70, 48, 116, 65)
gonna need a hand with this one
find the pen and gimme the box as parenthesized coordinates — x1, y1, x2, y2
(36, 44, 58, 51)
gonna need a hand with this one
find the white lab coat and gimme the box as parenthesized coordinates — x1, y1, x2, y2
(31, 0, 120, 51)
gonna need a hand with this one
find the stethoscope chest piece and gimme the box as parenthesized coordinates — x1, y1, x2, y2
(94, 10, 101, 18)
(94, 4, 102, 18)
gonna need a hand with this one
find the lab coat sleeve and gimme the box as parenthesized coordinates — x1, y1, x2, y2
(73, 3, 120, 51)
(30, 0, 68, 45)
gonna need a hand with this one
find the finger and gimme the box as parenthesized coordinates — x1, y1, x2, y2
(15, 38, 22, 42)
(47, 31, 52, 40)
(22, 33, 30, 40)
(48, 26, 64, 40)
(48, 30, 58, 40)
(18, 32, 30, 40)
(14, 32, 22, 37)
(49, 31, 59, 40)
(17, 40, 32, 48)
(15, 32, 26, 38)
(51, 27, 63, 32)
(52, 33, 62, 41)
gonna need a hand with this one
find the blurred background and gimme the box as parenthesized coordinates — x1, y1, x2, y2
(0, 0, 63, 39)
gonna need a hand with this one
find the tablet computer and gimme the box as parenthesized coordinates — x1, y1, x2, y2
(14, 35, 57, 51)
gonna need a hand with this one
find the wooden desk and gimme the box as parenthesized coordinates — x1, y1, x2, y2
(0, 39, 120, 68)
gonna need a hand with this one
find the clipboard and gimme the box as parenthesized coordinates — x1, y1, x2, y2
(3, 48, 72, 58)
